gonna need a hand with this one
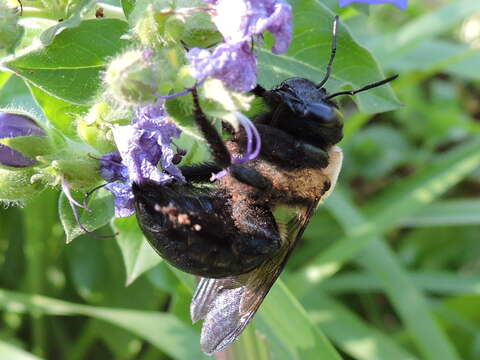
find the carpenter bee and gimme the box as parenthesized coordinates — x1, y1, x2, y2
(132, 16, 397, 354)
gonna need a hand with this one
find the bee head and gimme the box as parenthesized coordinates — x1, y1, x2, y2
(263, 71, 398, 149)
(267, 77, 343, 149)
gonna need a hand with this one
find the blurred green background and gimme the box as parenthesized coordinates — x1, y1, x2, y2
(1, 0, 480, 359)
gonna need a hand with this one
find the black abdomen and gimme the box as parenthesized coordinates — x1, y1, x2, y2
(133, 182, 281, 278)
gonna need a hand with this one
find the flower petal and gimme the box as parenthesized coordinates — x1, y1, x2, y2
(100, 151, 129, 182)
(112, 125, 171, 184)
(0, 144, 36, 167)
(0, 112, 45, 139)
(105, 181, 136, 218)
(212, 0, 292, 54)
(0, 112, 45, 168)
(133, 99, 167, 125)
(188, 42, 257, 91)
(231, 112, 261, 163)
(100, 100, 185, 217)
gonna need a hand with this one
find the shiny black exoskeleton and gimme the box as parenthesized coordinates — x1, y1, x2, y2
(132, 17, 397, 279)
(133, 75, 345, 278)
(132, 15, 399, 355)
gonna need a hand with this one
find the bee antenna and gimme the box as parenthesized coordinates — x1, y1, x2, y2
(325, 74, 399, 100)
(317, 15, 339, 89)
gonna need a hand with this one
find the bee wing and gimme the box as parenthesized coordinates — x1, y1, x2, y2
(191, 202, 318, 355)
(191, 146, 343, 354)
(239, 202, 317, 315)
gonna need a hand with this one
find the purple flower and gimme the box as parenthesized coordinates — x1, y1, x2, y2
(134, 99, 167, 123)
(104, 182, 136, 218)
(190, 0, 292, 91)
(100, 100, 185, 217)
(231, 112, 261, 163)
(211, 0, 292, 54)
(210, 111, 262, 181)
(338, 0, 408, 10)
(0, 112, 45, 168)
(99, 151, 129, 182)
(188, 42, 257, 91)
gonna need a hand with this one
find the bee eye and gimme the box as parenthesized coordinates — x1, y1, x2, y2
(304, 102, 337, 125)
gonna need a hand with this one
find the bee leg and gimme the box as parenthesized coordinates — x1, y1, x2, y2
(256, 124, 330, 169)
(191, 88, 231, 169)
(133, 181, 281, 278)
(180, 163, 222, 183)
(180, 162, 272, 191)
(229, 164, 271, 190)
(251, 84, 266, 97)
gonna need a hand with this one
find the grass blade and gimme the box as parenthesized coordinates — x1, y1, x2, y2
(323, 271, 480, 296)
(169, 267, 343, 360)
(302, 294, 418, 360)
(257, 280, 343, 360)
(399, 199, 480, 227)
(0, 340, 42, 360)
(316, 191, 460, 360)
(0, 288, 207, 360)
(289, 137, 480, 287)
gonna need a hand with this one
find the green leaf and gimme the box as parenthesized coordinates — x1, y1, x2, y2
(400, 199, 480, 227)
(342, 124, 412, 180)
(167, 270, 342, 359)
(371, 0, 480, 66)
(0, 135, 52, 158)
(121, 0, 136, 18)
(219, 324, 271, 360)
(257, 280, 343, 360)
(387, 40, 472, 73)
(322, 271, 480, 296)
(351, 3, 370, 15)
(357, 240, 460, 360)
(312, 191, 461, 360)
(39, 0, 97, 45)
(147, 263, 183, 294)
(5, 19, 130, 105)
(303, 294, 418, 360)
(0, 71, 11, 89)
(59, 188, 114, 243)
(289, 136, 480, 287)
(0, 340, 42, 360)
(364, 137, 480, 217)
(0, 168, 45, 202)
(0, 74, 42, 113)
(0, 288, 208, 360)
(257, 0, 401, 114)
(28, 84, 88, 139)
(446, 52, 480, 81)
(112, 216, 162, 286)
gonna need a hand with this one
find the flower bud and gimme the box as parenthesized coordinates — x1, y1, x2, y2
(104, 49, 159, 105)
(131, 3, 160, 48)
(0, 112, 46, 168)
(130, 2, 187, 48)
(77, 102, 116, 153)
(0, 0, 23, 53)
